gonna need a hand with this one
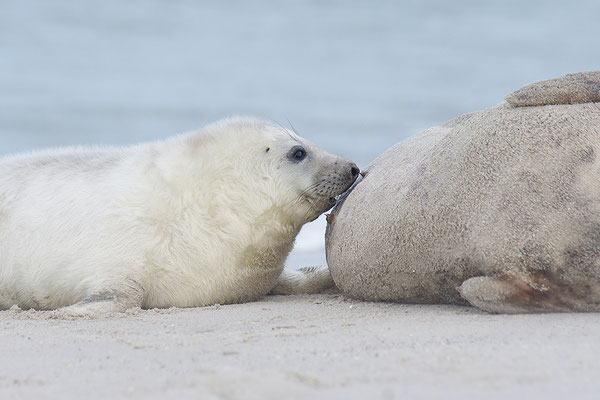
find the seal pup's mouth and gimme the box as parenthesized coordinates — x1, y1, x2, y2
(302, 164, 361, 221)
(316, 172, 363, 218)
(307, 183, 358, 222)
(333, 173, 364, 204)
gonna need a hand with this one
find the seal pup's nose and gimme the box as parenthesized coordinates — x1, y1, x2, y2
(350, 164, 360, 179)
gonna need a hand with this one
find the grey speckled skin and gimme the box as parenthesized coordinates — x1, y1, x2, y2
(326, 71, 600, 313)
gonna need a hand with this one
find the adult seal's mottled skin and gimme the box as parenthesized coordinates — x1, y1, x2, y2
(0, 117, 359, 316)
(326, 71, 600, 313)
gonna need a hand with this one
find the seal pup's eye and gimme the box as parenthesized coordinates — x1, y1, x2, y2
(288, 146, 307, 162)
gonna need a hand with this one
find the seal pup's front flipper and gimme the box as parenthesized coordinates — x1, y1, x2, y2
(51, 279, 144, 318)
(270, 266, 339, 295)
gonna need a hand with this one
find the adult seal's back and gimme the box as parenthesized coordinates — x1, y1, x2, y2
(326, 71, 600, 313)
(0, 117, 359, 316)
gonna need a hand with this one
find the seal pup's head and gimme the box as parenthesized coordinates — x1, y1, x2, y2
(262, 121, 360, 224)
(185, 117, 360, 228)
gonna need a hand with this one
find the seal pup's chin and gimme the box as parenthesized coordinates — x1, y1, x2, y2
(307, 197, 338, 222)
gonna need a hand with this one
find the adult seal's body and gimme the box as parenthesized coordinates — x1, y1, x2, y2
(326, 71, 600, 313)
(0, 118, 359, 316)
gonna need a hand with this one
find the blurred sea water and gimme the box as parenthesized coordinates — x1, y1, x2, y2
(1, 0, 599, 269)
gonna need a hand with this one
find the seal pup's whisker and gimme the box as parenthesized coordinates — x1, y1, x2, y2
(286, 119, 301, 137)
(273, 121, 300, 142)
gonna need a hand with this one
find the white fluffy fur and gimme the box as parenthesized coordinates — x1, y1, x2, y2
(0, 117, 357, 315)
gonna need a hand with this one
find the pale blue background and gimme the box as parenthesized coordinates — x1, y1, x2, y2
(1, 0, 599, 268)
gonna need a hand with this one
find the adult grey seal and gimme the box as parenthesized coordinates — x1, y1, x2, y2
(326, 71, 600, 313)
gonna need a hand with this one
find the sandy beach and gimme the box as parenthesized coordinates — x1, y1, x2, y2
(2, 294, 600, 400)
(2, 3, 600, 399)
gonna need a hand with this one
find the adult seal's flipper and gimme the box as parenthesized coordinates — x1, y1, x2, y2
(458, 274, 600, 314)
(505, 71, 600, 107)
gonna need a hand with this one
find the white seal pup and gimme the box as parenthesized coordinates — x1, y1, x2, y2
(0, 117, 359, 316)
